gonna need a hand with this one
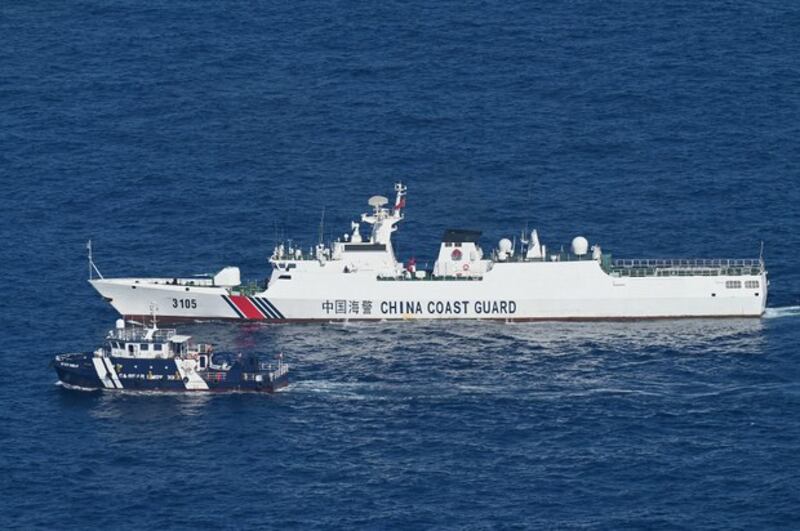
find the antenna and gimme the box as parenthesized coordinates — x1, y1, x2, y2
(319, 207, 326, 245)
(87, 240, 104, 280)
(524, 176, 535, 237)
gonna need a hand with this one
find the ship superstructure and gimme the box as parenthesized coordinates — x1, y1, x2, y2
(89, 183, 768, 322)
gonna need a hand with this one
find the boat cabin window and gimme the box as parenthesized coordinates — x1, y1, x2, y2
(140, 343, 149, 351)
(153, 343, 163, 351)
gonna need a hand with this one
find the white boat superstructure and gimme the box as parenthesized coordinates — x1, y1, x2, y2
(89, 183, 768, 322)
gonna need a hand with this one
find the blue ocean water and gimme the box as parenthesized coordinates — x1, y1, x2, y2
(2, 0, 800, 528)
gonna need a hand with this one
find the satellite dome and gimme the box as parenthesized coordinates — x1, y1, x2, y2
(498, 238, 513, 253)
(571, 236, 589, 256)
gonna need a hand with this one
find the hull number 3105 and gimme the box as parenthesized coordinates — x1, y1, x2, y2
(172, 298, 197, 309)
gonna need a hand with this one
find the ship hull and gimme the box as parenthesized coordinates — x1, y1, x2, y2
(91, 260, 768, 322)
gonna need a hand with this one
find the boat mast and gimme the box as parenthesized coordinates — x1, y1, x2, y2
(87, 240, 104, 280)
(149, 303, 158, 332)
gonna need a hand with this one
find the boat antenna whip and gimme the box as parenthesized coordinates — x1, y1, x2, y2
(319, 206, 326, 246)
(87, 240, 104, 280)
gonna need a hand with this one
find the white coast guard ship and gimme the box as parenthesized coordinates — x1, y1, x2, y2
(89, 183, 767, 322)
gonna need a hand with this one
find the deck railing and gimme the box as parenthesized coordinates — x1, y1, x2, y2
(612, 258, 761, 268)
(608, 258, 763, 277)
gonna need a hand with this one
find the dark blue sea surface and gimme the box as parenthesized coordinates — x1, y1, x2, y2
(2, 1, 800, 528)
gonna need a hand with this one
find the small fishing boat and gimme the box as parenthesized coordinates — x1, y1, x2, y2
(54, 316, 288, 392)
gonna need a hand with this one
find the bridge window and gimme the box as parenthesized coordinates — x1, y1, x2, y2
(745, 280, 759, 289)
(725, 281, 742, 289)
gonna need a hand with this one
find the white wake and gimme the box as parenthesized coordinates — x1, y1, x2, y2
(764, 306, 800, 319)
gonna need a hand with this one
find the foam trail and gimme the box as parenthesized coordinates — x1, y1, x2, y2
(764, 306, 800, 319)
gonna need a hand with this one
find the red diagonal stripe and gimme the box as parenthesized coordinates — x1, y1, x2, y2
(228, 295, 265, 320)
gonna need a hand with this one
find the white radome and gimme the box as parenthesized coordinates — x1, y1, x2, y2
(571, 236, 589, 256)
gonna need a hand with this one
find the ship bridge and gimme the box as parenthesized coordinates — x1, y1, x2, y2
(268, 183, 408, 279)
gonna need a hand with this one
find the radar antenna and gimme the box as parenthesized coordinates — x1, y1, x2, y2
(368, 195, 389, 209)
